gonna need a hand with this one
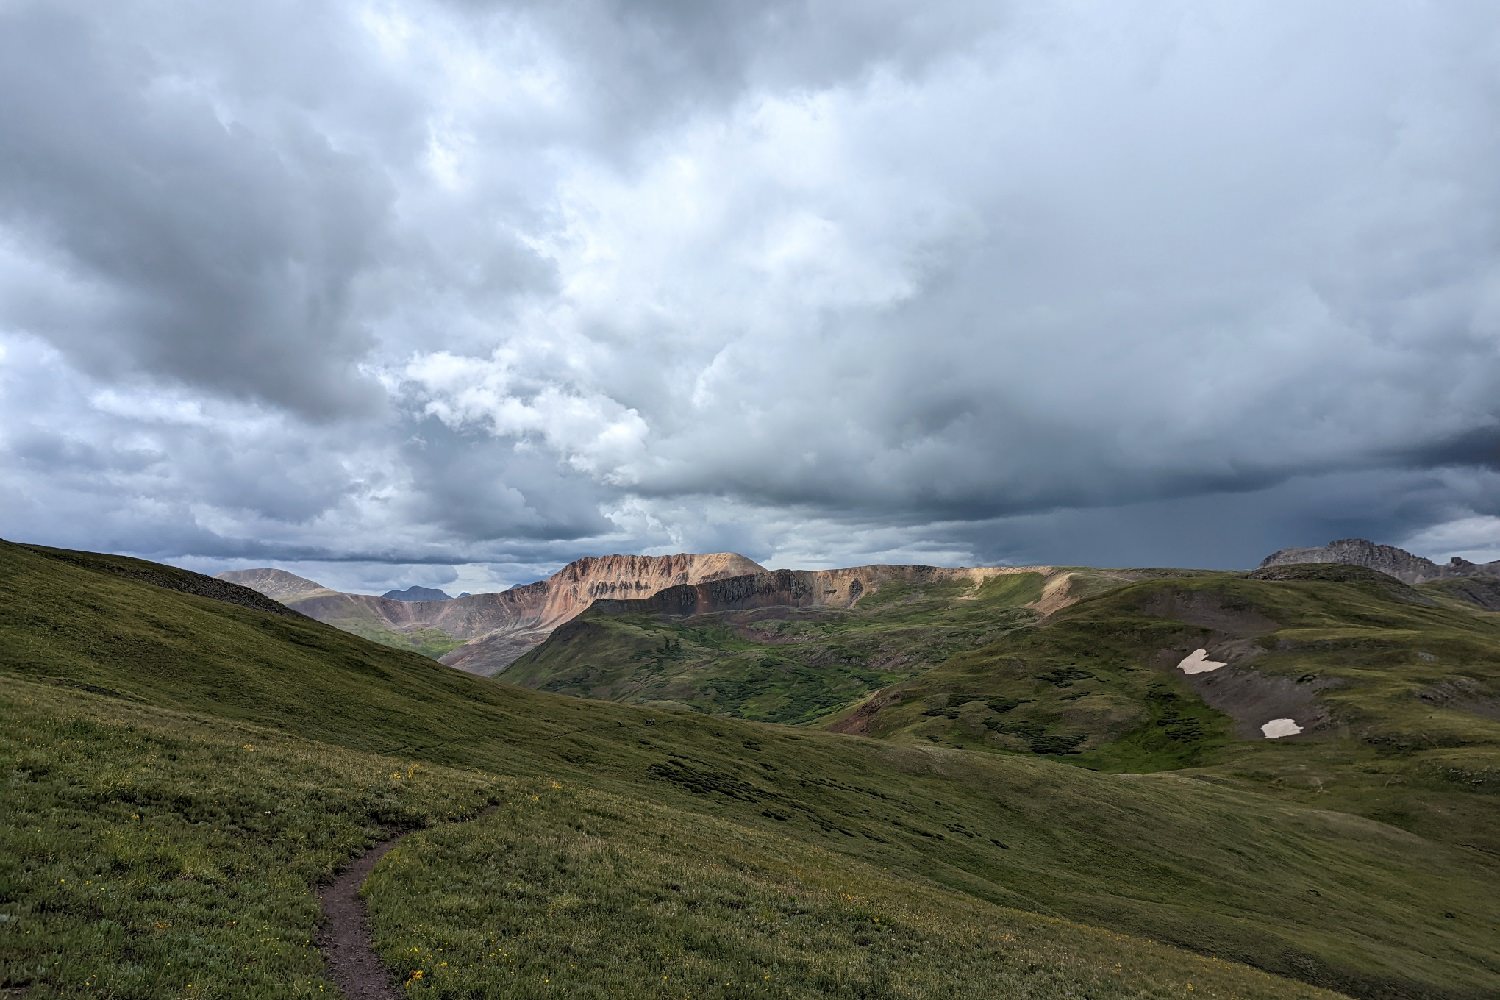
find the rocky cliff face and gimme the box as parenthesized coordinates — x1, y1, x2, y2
(218, 552, 767, 673)
(535, 552, 765, 627)
(1257, 538, 1500, 585)
(589, 564, 1039, 618)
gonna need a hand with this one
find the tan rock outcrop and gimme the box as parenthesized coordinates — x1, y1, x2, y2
(589, 564, 1047, 617)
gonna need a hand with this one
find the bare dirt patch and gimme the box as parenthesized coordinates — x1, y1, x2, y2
(1181, 666, 1334, 740)
(828, 689, 905, 735)
(1029, 572, 1076, 617)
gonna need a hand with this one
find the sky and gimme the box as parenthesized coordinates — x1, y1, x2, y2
(2, 0, 1499, 594)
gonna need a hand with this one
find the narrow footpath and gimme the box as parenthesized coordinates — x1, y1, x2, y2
(316, 833, 410, 1000)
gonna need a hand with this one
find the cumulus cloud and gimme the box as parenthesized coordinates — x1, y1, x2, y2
(3, 0, 1499, 588)
(400, 350, 649, 477)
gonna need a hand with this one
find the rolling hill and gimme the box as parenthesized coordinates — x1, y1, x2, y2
(5, 538, 1499, 997)
(507, 567, 1074, 724)
(522, 558, 1500, 855)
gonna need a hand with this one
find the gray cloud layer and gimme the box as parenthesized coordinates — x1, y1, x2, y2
(3, 0, 1499, 592)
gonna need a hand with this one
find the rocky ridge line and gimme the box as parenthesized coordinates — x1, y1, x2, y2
(218, 567, 338, 603)
(381, 585, 454, 602)
(588, 564, 1047, 618)
(1258, 538, 1500, 585)
(219, 552, 767, 674)
(16, 542, 306, 619)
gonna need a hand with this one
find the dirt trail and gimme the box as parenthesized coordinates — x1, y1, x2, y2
(317, 833, 409, 999)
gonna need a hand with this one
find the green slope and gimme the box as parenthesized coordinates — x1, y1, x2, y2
(531, 558, 1500, 856)
(505, 573, 1052, 724)
(1, 683, 496, 998)
(309, 615, 468, 659)
(3, 541, 1499, 998)
(822, 564, 1500, 853)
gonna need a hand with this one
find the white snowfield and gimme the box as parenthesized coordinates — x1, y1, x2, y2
(1261, 718, 1303, 739)
(1176, 648, 1227, 675)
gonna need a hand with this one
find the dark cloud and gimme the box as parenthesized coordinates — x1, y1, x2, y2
(0, 4, 392, 418)
(960, 470, 1486, 571)
(1389, 426, 1500, 473)
(3, 0, 1500, 587)
(395, 418, 616, 541)
(463, 0, 1008, 137)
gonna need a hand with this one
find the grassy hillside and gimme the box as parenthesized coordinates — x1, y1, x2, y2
(3, 679, 1345, 1000)
(0, 683, 496, 998)
(821, 565, 1500, 852)
(1420, 574, 1500, 612)
(4, 541, 1500, 998)
(523, 558, 1499, 854)
(506, 573, 1054, 724)
(316, 616, 469, 659)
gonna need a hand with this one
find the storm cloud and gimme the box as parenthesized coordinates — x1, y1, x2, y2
(3, 0, 1499, 592)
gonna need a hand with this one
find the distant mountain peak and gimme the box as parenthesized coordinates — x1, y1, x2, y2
(215, 567, 336, 603)
(218, 551, 773, 675)
(1257, 538, 1499, 584)
(381, 585, 453, 602)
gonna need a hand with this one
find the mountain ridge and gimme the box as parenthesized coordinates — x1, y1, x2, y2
(218, 551, 768, 671)
(1258, 537, 1500, 584)
(588, 563, 1050, 618)
(217, 566, 339, 603)
(215, 538, 1500, 671)
(381, 584, 453, 601)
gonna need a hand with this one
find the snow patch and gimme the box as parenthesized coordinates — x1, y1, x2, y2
(1176, 648, 1226, 675)
(1261, 718, 1303, 739)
